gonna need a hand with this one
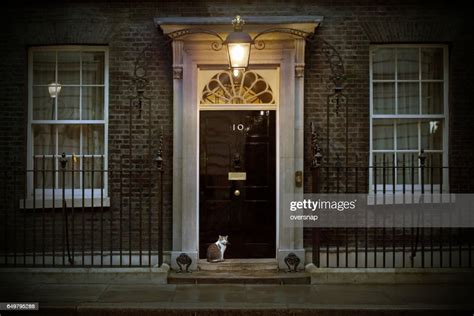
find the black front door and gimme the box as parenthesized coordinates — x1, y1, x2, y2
(199, 110, 276, 258)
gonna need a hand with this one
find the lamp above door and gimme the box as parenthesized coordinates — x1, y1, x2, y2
(158, 15, 320, 73)
(224, 16, 252, 73)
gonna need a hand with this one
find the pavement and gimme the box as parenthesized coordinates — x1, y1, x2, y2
(1, 282, 474, 315)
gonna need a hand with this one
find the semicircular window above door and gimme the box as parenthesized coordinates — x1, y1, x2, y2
(200, 70, 275, 105)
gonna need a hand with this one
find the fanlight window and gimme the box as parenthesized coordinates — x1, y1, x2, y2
(201, 70, 275, 105)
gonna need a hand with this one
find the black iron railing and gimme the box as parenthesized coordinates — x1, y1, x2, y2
(0, 154, 164, 268)
(311, 159, 474, 269)
(2, 153, 472, 269)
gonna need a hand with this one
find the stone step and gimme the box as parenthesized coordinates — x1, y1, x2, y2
(197, 258, 278, 271)
(168, 270, 310, 284)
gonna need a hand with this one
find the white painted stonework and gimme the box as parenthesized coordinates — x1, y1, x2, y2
(156, 16, 322, 271)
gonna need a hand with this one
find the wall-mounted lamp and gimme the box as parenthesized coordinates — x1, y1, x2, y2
(224, 16, 252, 74)
(48, 82, 62, 98)
(48, 82, 62, 119)
(166, 15, 314, 74)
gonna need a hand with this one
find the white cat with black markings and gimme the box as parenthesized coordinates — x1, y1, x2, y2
(206, 235, 230, 262)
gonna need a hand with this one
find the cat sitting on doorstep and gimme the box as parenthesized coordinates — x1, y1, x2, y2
(206, 235, 230, 262)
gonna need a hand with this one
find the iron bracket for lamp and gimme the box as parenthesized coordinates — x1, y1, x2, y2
(167, 28, 225, 51)
(252, 27, 315, 50)
(163, 15, 316, 77)
(166, 26, 314, 51)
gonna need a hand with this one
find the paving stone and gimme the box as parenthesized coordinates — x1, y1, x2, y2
(0, 283, 40, 301)
(33, 284, 107, 303)
(382, 284, 474, 306)
(172, 284, 248, 303)
(97, 284, 176, 302)
(3, 282, 474, 315)
(244, 284, 316, 304)
(311, 284, 394, 305)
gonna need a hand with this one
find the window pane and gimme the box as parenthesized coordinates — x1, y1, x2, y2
(397, 48, 419, 80)
(58, 52, 80, 85)
(57, 86, 80, 120)
(423, 153, 443, 185)
(373, 119, 394, 150)
(33, 52, 55, 85)
(83, 125, 104, 155)
(33, 86, 54, 120)
(421, 120, 443, 150)
(82, 52, 104, 85)
(84, 157, 104, 189)
(373, 153, 394, 187)
(373, 83, 395, 114)
(58, 125, 80, 156)
(372, 48, 395, 80)
(33, 125, 55, 155)
(82, 87, 104, 120)
(397, 119, 418, 150)
(421, 48, 443, 80)
(422, 82, 443, 114)
(34, 157, 54, 189)
(398, 82, 420, 114)
(396, 153, 419, 185)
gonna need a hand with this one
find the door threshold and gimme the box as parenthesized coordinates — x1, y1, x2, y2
(198, 258, 278, 272)
(198, 258, 277, 264)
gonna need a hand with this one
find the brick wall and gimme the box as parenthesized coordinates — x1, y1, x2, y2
(0, 0, 473, 258)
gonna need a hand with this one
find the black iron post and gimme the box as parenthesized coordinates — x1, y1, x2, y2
(419, 149, 426, 194)
(59, 153, 74, 265)
(311, 123, 323, 267)
(154, 130, 164, 267)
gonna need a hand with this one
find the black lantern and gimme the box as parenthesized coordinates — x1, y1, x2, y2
(224, 16, 252, 75)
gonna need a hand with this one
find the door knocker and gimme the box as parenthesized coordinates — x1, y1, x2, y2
(233, 152, 241, 170)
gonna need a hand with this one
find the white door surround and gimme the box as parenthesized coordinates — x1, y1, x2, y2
(156, 16, 322, 270)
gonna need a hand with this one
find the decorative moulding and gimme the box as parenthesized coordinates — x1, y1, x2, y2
(155, 16, 323, 40)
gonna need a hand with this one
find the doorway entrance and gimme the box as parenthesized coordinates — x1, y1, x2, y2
(199, 110, 276, 258)
(162, 19, 315, 269)
(198, 69, 278, 259)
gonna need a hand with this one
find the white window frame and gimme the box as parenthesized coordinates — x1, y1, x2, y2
(369, 44, 449, 193)
(26, 46, 109, 206)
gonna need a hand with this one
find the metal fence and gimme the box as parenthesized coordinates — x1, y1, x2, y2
(0, 154, 164, 268)
(310, 154, 474, 269)
(2, 152, 473, 269)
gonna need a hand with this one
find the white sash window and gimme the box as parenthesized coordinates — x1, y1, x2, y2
(27, 46, 109, 203)
(370, 45, 448, 192)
